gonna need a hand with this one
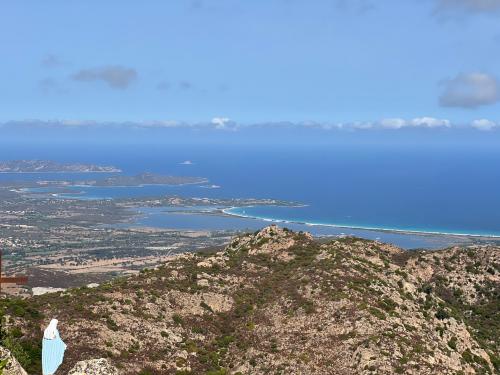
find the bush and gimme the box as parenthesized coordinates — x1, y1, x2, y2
(435, 308, 450, 320)
(368, 307, 386, 320)
(447, 337, 457, 350)
(12, 305, 26, 317)
(462, 349, 474, 364)
(172, 314, 183, 325)
(200, 301, 214, 313)
(215, 335, 234, 348)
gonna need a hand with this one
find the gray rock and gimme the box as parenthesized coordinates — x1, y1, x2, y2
(67, 358, 119, 375)
(0, 346, 28, 375)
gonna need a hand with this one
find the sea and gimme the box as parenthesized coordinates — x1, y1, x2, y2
(2, 142, 500, 250)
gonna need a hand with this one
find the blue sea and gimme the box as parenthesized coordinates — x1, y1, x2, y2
(2, 142, 500, 249)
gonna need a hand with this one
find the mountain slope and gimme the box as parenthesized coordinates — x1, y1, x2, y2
(1, 226, 498, 374)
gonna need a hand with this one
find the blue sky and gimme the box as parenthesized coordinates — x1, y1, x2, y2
(1, 0, 499, 132)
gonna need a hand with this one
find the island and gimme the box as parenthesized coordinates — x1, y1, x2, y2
(0, 160, 121, 173)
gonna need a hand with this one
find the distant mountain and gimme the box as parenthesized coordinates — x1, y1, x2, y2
(0, 160, 121, 173)
(1, 226, 498, 374)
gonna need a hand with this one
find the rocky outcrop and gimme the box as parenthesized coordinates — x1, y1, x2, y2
(67, 358, 118, 375)
(0, 347, 27, 375)
(226, 224, 313, 261)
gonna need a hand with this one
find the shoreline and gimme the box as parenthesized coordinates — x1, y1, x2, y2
(13, 183, 500, 240)
(0, 170, 121, 174)
(69, 179, 209, 188)
(19, 179, 209, 193)
(221, 207, 500, 239)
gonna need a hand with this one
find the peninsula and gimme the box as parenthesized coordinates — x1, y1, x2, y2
(76, 172, 208, 187)
(0, 160, 121, 173)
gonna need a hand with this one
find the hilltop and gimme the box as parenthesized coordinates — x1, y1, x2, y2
(1, 226, 498, 374)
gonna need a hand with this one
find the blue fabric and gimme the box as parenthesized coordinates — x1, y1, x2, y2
(42, 331, 66, 375)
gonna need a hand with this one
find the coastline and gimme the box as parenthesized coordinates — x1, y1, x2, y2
(221, 206, 500, 239)
(70, 179, 209, 188)
(19, 179, 209, 193)
(0, 170, 121, 173)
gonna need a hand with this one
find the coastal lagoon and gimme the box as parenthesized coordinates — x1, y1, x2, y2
(116, 207, 474, 249)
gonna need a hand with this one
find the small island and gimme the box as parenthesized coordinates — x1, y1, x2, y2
(0, 160, 121, 173)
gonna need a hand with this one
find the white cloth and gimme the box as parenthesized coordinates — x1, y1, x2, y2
(43, 319, 59, 340)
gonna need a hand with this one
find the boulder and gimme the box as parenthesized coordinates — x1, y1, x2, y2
(67, 358, 118, 375)
(0, 346, 28, 375)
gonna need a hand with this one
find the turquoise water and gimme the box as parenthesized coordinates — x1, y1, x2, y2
(114, 207, 468, 249)
(224, 206, 500, 238)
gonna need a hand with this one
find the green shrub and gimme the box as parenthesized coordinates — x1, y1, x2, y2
(435, 308, 450, 320)
(447, 337, 457, 350)
(368, 307, 386, 320)
(172, 314, 183, 325)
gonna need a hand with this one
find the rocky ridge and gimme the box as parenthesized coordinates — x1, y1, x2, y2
(0, 226, 498, 374)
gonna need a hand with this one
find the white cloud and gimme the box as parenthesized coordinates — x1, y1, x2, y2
(379, 117, 451, 129)
(351, 122, 374, 130)
(439, 72, 499, 109)
(211, 117, 237, 131)
(380, 118, 407, 129)
(138, 120, 182, 128)
(409, 117, 451, 128)
(59, 120, 98, 127)
(471, 119, 498, 131)
(297, 121, 343, 130)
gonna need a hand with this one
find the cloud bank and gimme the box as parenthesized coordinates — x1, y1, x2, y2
(380, 117, 451, 129)
(2, 117, 497, 132)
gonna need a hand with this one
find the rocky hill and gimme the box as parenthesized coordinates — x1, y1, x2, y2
(0, 226, 498, 374)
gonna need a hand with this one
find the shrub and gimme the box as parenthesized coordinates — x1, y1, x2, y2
(435, 308, 450, 320)
(172, 314, 183, 325)
(447, 337, 457, 350)
(462, 349, 474, 364)
(215, 335, 234, 348)
(368, 307, 386, 320)
(200, 301, 214, 313)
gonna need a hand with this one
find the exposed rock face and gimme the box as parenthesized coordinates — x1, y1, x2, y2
(67, 358, 118, 375)
(226, 225, 313, 261)
(0, 346, 28, 375)
(1, 226, 498, 374)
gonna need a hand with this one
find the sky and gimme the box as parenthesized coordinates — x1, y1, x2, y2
(0, 0, 499, 136)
